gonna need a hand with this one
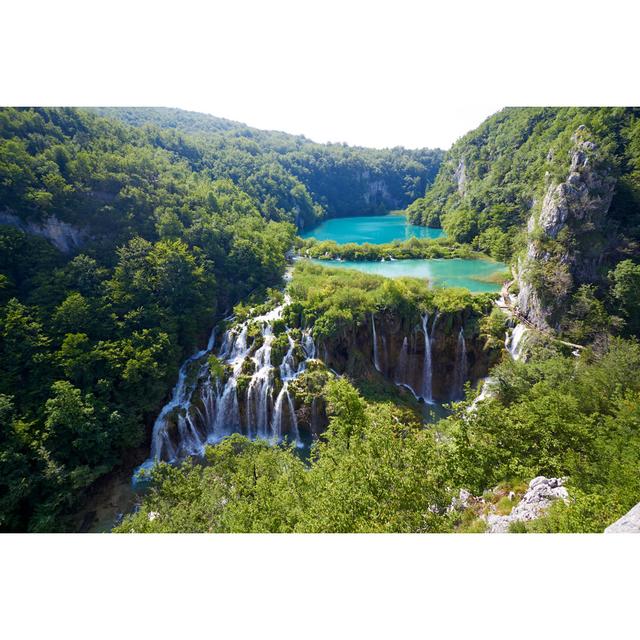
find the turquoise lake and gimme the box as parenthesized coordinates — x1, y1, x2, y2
(310, 258, 507, 293)
(300, 214, 444, 244)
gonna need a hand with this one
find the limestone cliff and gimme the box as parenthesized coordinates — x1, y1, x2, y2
(0, 211, 87, 254)
(516, 126, 617, 331)
(318, 307, 499, 404)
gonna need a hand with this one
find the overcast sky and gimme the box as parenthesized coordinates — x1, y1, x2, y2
(2, 0, 639, 150)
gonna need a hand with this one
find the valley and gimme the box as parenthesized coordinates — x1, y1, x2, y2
(1, 106, 640, 533)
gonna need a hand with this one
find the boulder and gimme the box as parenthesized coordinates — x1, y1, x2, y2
(604, 502, 640, 533)
(484, 476, 569, 533)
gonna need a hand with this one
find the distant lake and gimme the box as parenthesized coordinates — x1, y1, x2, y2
(310, 258, 507, 293)
(300, 214, 444, 245)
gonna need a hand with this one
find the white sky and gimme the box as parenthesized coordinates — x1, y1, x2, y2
(2, 0, 639, 150)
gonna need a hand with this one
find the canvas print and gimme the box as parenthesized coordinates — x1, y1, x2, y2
(1, 106, 639, 533)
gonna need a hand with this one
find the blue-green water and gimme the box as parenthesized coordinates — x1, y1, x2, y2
(300, 214, 444, 244)
(310, 258, 507, 293)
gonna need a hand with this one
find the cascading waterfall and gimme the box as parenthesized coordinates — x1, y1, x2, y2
(212, 376, 241, 437)
(280, 334, 297, 380)
(421, 313, 433, 403)
(141, 293, 481, 473)
(431, 311, 440, 345)
(395, 337, 409, 385)
(506, 323, 528, 361)
(271, 383, 300, 442)
(371, 313, 382, 372)
(302, 330, 316, 359)
(246, 326, 275, 439)
(142, 301, 315, 469)
(147, 328, 217, 463)
(452, 327, 468, 400)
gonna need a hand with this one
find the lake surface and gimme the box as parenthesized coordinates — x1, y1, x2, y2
(310, 258, 507, 293)
(300, 214, 444, 244)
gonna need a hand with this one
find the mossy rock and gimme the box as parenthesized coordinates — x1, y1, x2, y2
(249, 334, 264, 354)
(240, 357, 256, 376)
(208, 355, 228, 383)
(246, 321, 263, 341)
(236, 374, 252, 397)
(271, 333, 291, 368)
(272, 318, 286, 335)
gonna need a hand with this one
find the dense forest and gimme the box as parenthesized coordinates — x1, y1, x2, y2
(93, 107, 444, 221)
(0, 107, 440, 531)
(116, 107, 640, 534)
(117, 264, 640, 533)
(1, 106, 640, 533)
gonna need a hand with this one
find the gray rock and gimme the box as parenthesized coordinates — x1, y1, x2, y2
(484, 477, 569, 533)
(448, 488, 473, 513)
(454, 158, 467, 196)
(0, 211, 87, 253)
(516, 129, 616, 331)
(604, 502, 640, 533)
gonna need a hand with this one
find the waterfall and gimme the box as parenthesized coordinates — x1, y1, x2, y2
(148, 327, 217, 463)
(431, 311, 440, 345)
(395, 337, 409, 385)
(271, 385, 286, 440)
(280, 334, 297, 380)
(176, 411, 203, 456)
(302, 331, 316, 359)
(467, 376, 499, 413)
(506, 323, 528, 361)
(141, 301, 310, 471)
(212, 377, 241, 438)
(452, 327, 468, 400)
(371, 313, 382, 372)
(421, 313, 433, 403)
(271, 383, 300, 444)
(246, 326, 275, 439)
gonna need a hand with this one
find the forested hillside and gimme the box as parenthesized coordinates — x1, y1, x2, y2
(0, 107, 303, 530)
(94, 107, 443, 219)
(407, 107, 640, 260)
(0, 107, 440, 530)
(406, 107, 640, 342)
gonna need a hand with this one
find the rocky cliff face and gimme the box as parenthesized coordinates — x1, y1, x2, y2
(517, 127, 617, 331)
(0, 211, 87, 253)
(453, 158, 467, 196)
(484, 477, 569, 533)
(319, 307, 498, 403)
(360, 173, 401, 212)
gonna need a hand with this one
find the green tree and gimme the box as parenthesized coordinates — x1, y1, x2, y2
(609, 260, 640, 334)
(441, 207, 478, 243)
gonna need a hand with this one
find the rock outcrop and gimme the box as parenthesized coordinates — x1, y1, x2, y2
(453, 158, 467, 196)
(0, 211, 87, 253)
(604, 501, 640, 533)
(517, 127, 617, 331)
(484, 477, 569, 533)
